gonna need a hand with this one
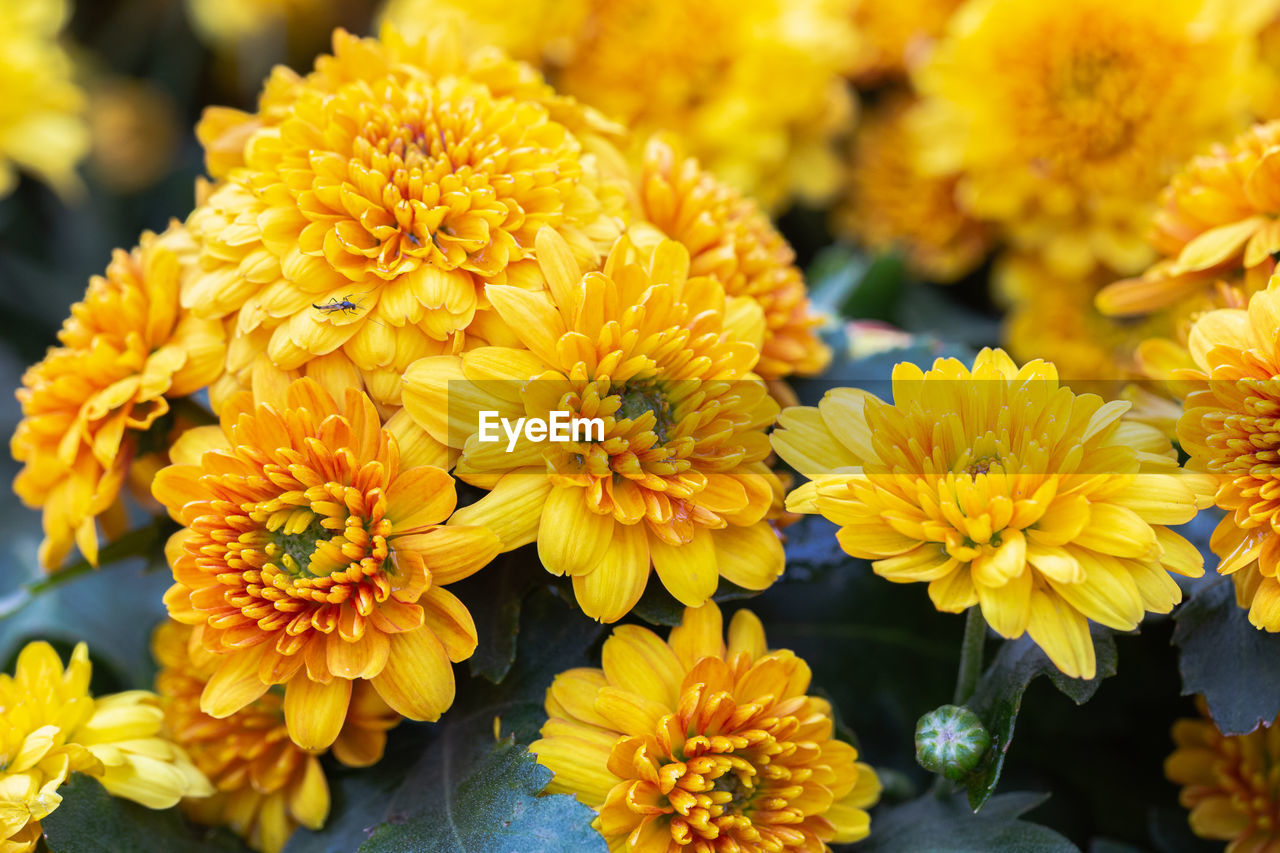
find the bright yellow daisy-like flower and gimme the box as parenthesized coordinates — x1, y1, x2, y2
(402, 230, 784, 622)
(0, 0, 87, 197)
(152, 376, 501, 750)
(633, 137, 830, 379)
(0, 640, 212, 852)
(378, 0, 589, 66)
(1166, 701, 1280, 849)
(531, 601, 881, 851)
(153, 621, 399, 853)
(12, 226, 226, 570)
(846, 0, 964, 84)
(913, 0, 1257, 278)
(185, 26, 626, 407)
(772, 348, 1209, 680)
(834, 94, 990, 284)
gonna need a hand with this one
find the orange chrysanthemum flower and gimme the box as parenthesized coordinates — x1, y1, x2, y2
(12, 226, 226, 570)
(186, 26, 626, 407)
(632, 137, 830, 379)
(1166, 700, 1280, 850)
(402, 229, 784, 622)
(773, 348, 1210, 679)
(531, 601, 881, 851)
(152, 376, 500, 749)
(153, 620, 398, 853)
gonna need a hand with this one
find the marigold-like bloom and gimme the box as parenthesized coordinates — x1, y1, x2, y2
(186, 26, 626, 407)
(913, 0, 1257, 278)
(1166, 701, 1280, 849)
(403, 230, 784, 622)
(0, 0, 87, 197)
(532, 602, 880, 851)
(153, 621, 398, 853)
(12, 226, 226, 570)
(847, 0, 964, 83)
(378, 0, 588, 65)
(773, 348, 1209, 679)
(834, 95, 989, 284)
(633, 137, 830, 378)
(0, 640, 212, 852)
(153, 376, 500, 749)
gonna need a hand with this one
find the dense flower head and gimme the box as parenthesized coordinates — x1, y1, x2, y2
(835, 94, 990, 284)
(633, 137, 830, 378)
(0, 640, 212, 852)
(153, 620, 398, 853)
(403, 229, 785, 622)
(12, 226, 226, 570)
(846, 0, 964, 83)
(378, 0, 589, 66)
(0, 0, 87, 197)
(185, 26, 627, 407)
(152, 375, 500, 750)
(1166, 701, 1280, 849)
(772, 348, 1210, 679)
(912, 0, 1258, 278)
(531, 602, 881, 851)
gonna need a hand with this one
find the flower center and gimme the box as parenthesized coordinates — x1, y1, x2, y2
(963, 454, 1000, 478)
(615, 381, 675, 444)
(265, 511, 331, 578)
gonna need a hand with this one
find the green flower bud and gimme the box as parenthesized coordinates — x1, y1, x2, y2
(915, 704, 991, 781)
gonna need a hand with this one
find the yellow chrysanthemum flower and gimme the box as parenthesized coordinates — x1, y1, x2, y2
(772, 348, 1210, 679)
(834, 94, 990, 284)
(185, 26, 627, 407)
(847, 0, 964, 84)
(531, 601, 881, 851)
(378, 0, 589, 65)
(0, 640, 212, 852)
(1166, 701, 1280, 849)
(153, 621, 398, 853)
(402, 230, 784, 623)
(632, 137, 830, 378)
(913, 0, 1258, 278)
(12, 226, 226, 570)
(152, 376, 501, 750)
(184, 0, 338, 49)
(0, 0, 87, 197)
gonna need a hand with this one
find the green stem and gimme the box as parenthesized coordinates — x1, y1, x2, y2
(953, 607, 987, 705)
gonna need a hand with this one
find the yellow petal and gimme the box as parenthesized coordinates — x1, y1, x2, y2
(668, 603, 726, 669)
(537, 486, 615, 577)
(711, 523, 784, 590)
(650, 527, 718, 607)
(284, 677, 352, 750)
(371, 627, 455, 721)
(1026, 590, 1095, 680)
(573, 521, 651, 623)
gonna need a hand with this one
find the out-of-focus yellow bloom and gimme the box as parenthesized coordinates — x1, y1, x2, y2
(1166, 700, 1280, 850)
(632, 137, 830, 378)
(532, 602, 881, 851)
(87, 78, 180, 194)
(12, 226, 226, 570)
(186, 26, 627, 408)
(153, 621, 398, 853)
(847, 0, 964, 84)
(184, 0, 337, 50)
(378, 0, 589, 65)
(773, 348, 1211, 679)
(152, 377, 500, 750)
(835, 94, 990, 283)
(913, 0, 1258, 278)
(402, 230, 784, 623)
(0, 0, 88, 197)
(0, 640, 212, 852)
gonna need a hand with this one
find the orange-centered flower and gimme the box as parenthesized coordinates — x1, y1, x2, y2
(12, 226, 226, 570)
(153, 620, 398, 853)
(773, 348, 1210, 679)
(153, 376, 500, 749)
(402, 229, 784, 622)
(531, 602, 881, 852)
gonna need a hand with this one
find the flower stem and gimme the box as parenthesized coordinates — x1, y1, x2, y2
(953, 607, 987, 705)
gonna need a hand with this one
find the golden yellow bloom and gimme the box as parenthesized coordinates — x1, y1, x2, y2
(1166, 701, 1280, 850)
(152, 376, 501, 750)
(12, 226, 226, 570)
(847, 0, 964, 83)
(633, 137, 830, 378)
(0, 0, 87, 197)
(834, 95, 990, 284)
(184, 0, 338, 50)
(0, 640, 212, 852)
(551, 0, 857, 210)
(186, 26, 626, 407)
(531, 602, 880, 851)
(378, 0, 589, 65)
(773, 348, 1210, 680)
(403, 230, 784, 622)
(153, 621, 398, 853)
(913, 0, 1257, 278)
(87, 77, 180, 194)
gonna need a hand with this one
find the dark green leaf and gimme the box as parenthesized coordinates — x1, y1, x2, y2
(1172, 576, 1280, 735)
(857, 791, 1077, 852)
(630, 578, 758, 627)
(840, 251, 905, 322)
(449, 550, 547, 683)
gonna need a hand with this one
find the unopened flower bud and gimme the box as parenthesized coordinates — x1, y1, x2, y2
(915, 704, 990, 781)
